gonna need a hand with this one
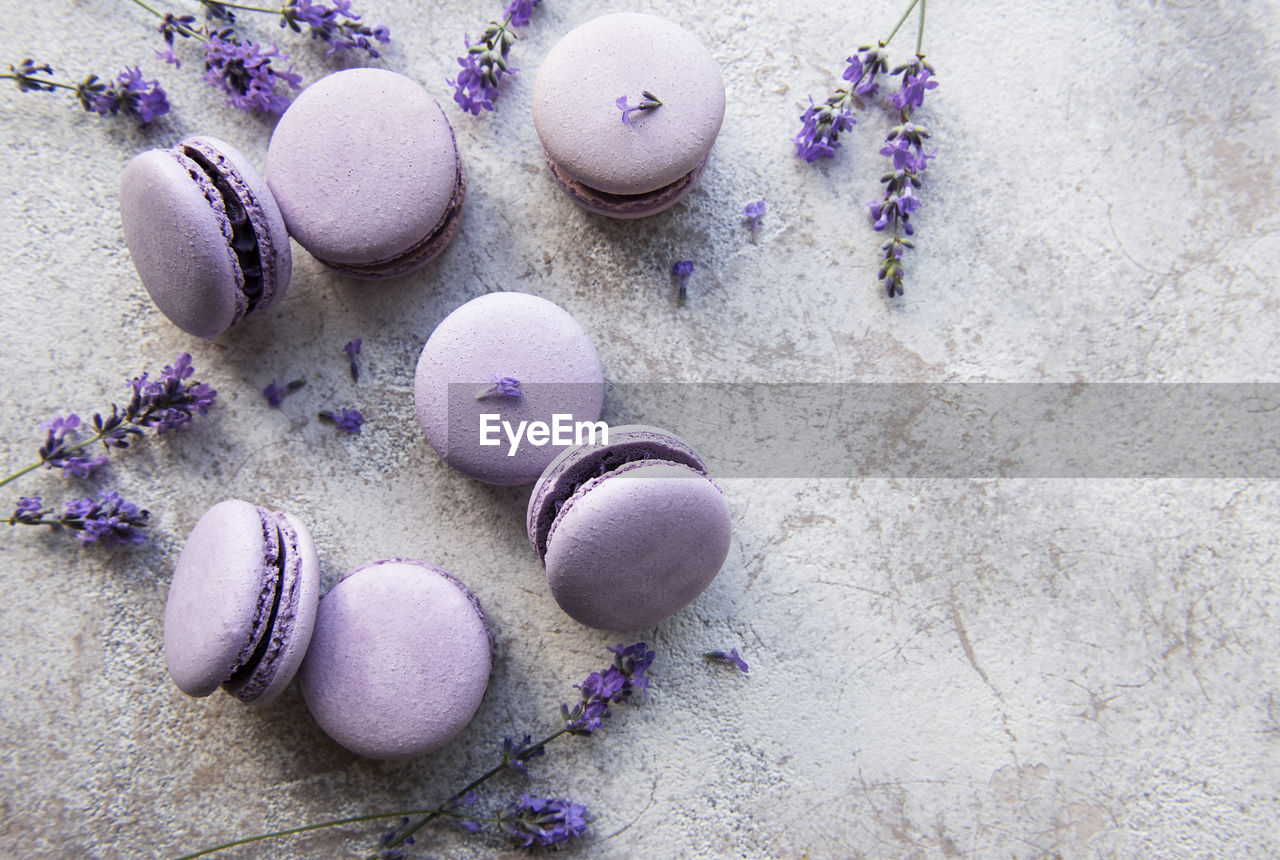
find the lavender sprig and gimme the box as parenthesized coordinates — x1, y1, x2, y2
(0, 353, 216, 491)
(174, 643, 653, 859)
(3, 59, 170, 125)
(278, 0, 390, 57)
(128, 0, 303, 114)
(870, 56, 937, 297)
(795, 0, 937, 297)
(449, 0, 542, 115)
(792, 45, 886, 162)
(201, 26, 302, 113)
(8, 491, 150, 545)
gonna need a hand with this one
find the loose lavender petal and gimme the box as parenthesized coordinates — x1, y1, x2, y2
(344, 338, 362, 382)
(706, 647, 750, 674)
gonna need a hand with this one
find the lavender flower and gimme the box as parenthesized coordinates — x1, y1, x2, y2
(671, 260, 694, 305)
(499, 794, 588, 850)
(561, 642, 655, 735)
(449, 0, 542, 115)
(263, 378, 305, 408)
(10, 497, 46, 524)
(202, 27, 302, 114)
(77, 67, 171, 123)
(377, 818, 416, 859)
(794, 0, 936, 297)
(616, 91, 662, 124)
(706, 647, 750, 674)
(869, 56, 938, 296)
(157, 13, 198, 46)
(38, 415, 108, 479)
(319, 407, 364, 434)
(280, 0, 390, 58)
(344, 338, 362, 382)
(181, 642, 654, 857)
(66, 490, 150, 544)
(476, 374, 522, 400)
(793, 46, 889, 162)
(503, 0, 539, 26)
(9, 490, 150, 545)
(744, 199, 766, 236)
(502, 734, 546, 773)
(4, 60, 169, 126)
(2, 353, 216, 494)
(6, 58, 55, 92)
(110, 353, 218, 438)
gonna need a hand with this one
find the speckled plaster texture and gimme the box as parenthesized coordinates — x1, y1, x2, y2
(1, 0, 1278, 857)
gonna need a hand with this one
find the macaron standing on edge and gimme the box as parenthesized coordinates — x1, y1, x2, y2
(527, 425, 733, 631)
(163, 499, 320, 705)
(414, 292, 606, 486)
(266, 68, 467, 279)
(532, 12, 726, 218)
(120, 136, 292, 337)
(299, 559, 494, 760)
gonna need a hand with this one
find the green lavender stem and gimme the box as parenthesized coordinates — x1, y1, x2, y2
(373, 727, 571, 856)
(883, 0, 922, 47)
(0, 74, 78, 91)
(0, 434, 107, 490)
(175, 727, 571, 859)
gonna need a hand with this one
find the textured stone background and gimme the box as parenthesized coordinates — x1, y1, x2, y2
(2, 0, 1278, 857)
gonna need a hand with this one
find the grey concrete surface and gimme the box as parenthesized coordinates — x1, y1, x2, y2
(2, 0, 1278, 857)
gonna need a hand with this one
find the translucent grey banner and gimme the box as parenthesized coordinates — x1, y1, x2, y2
(448, 383, 1280, 478)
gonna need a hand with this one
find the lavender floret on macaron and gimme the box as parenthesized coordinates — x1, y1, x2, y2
(414, 292, 605, 486)
(163, 499, 320, 704)
(120, 136, 292, 338)
(527, 425, 732, 631)
(532, 13, 726, 219)
(266, 68, 466, 279)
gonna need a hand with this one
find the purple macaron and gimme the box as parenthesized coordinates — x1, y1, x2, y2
(120, 136, 292, 337)
(299, 559, 493, 760)
(266, 69, 466, 279)
(163, 499, 320, 704)
(414, 292, 605, 486)
(527, 425, 732, 630)
(532, 13, 725, 218)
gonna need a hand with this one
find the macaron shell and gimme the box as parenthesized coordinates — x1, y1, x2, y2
(121, 149, 242, 338)
(318, 159, 466, 279)
(544, 460, 732, 631)
(544, 148, 708, 219)
(414, 292, 605, 486)
(532, 12, 725, 195)
(223, 511, 319, 705)
(299, 560, 492, 760)
(266, 68, 460, 268)
(527, 424, 709, 561)
(181, 135, 292, 316)
(164, 500, 279, 697)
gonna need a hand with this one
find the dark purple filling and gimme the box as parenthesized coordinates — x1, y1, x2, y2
(532, 439, 707, 560)
(181, 144, 266, 312)
(225, 521, 285, 690)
